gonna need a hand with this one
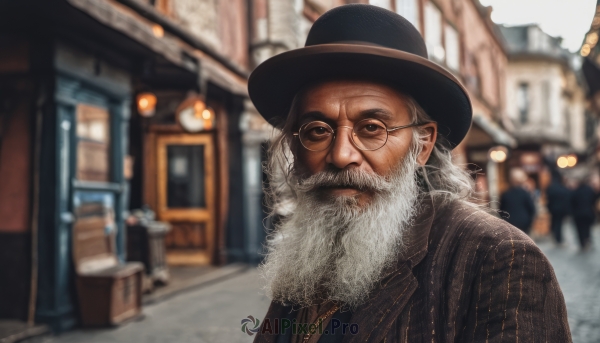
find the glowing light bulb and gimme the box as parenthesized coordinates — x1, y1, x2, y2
(152, 24, 164, 38)
(581, 44, 591, 57)
(489, 146, 508, 163)
(137, 93, 157, 117)
(557, 156, 568, 168)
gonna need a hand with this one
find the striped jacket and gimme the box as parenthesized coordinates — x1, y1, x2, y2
(254, 197, 571, 343)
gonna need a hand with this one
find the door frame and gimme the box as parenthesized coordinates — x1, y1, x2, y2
(154, 133, 216, 264)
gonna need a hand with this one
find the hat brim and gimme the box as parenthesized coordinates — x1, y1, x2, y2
(248, 44, 473, 147)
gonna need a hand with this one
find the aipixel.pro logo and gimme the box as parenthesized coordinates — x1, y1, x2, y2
(241, 315, 261, 336)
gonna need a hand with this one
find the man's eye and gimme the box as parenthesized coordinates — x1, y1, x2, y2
(365, 124, 379, 132)
(312, 127, 328, 135)
(356, 122, 385, 135)
(303, 125, 332, 141)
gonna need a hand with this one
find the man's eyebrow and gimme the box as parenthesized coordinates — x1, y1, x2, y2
(355, 108, 394, 121)
(298, 111, 331, 123)
(297, 108, 395, 124)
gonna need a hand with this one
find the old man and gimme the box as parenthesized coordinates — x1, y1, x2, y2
(248, 4, 570, 343)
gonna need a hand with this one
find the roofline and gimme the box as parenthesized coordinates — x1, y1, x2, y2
(469, 0, 508, 55)
(114, 0, 249, 78)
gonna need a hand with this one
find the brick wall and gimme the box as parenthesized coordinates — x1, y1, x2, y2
(171, 0, 249, 70)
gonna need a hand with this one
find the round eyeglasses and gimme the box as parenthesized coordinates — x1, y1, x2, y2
(293, 118, 431, 152)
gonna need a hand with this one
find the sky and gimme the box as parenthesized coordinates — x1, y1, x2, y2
(479, 0, 598, 52)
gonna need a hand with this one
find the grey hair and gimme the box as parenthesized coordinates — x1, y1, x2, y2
(263, 91, 477, 215)
(407, 97, 476, 204)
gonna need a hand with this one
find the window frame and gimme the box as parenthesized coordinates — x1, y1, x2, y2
(444, 21, 460, 71)
(395, 0, 421, 32)
(517, 82, 530, 124)
(424, 1, 444, 62)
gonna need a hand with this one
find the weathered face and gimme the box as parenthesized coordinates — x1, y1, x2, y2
(294, 79, 437, 205)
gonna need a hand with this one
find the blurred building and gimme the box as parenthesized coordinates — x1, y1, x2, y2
(0, 0, 252, 333)
(580, 0, 600, 177)
(424, 0, 515, 206)
(499, 24, 591, 235)
(500, 25, 590, 191)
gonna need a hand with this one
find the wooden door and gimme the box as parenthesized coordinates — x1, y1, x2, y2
(156, 134, 216, 265)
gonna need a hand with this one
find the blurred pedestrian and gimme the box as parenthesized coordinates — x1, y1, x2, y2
(524, 177, 540, 202)
(500, 168, 536, 234)
(546, 176, 571, 245)
(571, 177, 598, 251)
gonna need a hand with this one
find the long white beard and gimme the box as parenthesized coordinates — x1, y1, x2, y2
(259, 151, 421, 309)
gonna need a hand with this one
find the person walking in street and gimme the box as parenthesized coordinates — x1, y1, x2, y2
(546, 175, 571, 245)
(248, 5, 570, 342)
(500, 168, 537, 234)
(571, 177, 598, 251)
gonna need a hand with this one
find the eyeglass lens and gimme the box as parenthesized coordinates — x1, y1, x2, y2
(298, 119, 389, 151)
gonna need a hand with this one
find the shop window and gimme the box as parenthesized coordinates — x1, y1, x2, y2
(445, 23, 460, 71)
(73, 191, 116, 237)
(424, 2, 444, 61)
(517, 83, 529, 124)
(395, 0, 420, 32)
(369, 0, 391, 10)
(167, 145, 206, 208)
(156, 134, 215, 224)
(76, 104, 110, 182)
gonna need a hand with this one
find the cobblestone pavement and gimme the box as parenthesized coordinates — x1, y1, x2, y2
(32, 269, 271, 343)
(535, 221, 600, 343)
(27, 222, 600, 343)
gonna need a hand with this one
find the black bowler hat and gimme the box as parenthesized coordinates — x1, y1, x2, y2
(248, 4, 472, 148)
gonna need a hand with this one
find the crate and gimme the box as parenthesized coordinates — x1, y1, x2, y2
(73, 216, 144, 327)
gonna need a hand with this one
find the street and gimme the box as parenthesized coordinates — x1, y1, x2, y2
(29, 269, 271, 343)
(536, 222, 600, 343)
(26, 222, 600, 343)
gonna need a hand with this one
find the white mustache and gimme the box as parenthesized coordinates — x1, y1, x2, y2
(296, 168, 394, 194)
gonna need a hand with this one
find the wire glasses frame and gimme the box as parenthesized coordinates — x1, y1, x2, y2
(292, 118, 432, 152)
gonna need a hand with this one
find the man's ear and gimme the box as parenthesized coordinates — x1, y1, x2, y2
(416, 123, 437, 165)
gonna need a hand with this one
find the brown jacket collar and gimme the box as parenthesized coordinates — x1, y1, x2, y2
(254, 196, 437, 343)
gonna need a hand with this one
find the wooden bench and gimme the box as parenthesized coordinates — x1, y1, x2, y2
(73, 215, 144, 327)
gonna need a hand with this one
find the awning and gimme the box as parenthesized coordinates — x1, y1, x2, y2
(468, 114, 517, 148)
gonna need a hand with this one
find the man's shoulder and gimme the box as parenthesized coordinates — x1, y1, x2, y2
(432, 199, 534, 249)
(427, 199, 553, 284)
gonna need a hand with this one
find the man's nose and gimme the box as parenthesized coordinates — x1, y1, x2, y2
(325, 127, 363, 169)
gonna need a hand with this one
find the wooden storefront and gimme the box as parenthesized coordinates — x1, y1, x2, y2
(139, 95, 230, 266)
(0, 0, 253, 333)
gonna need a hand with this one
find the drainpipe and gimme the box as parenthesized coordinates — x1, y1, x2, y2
(28, 85, 46, 324)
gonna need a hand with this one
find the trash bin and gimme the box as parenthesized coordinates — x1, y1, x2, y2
(127, 207, 171, 287)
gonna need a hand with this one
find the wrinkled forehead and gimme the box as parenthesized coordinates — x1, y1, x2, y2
(290, 78, 414, 123)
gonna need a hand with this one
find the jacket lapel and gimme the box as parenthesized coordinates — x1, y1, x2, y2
(344, 196, 436, 343)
